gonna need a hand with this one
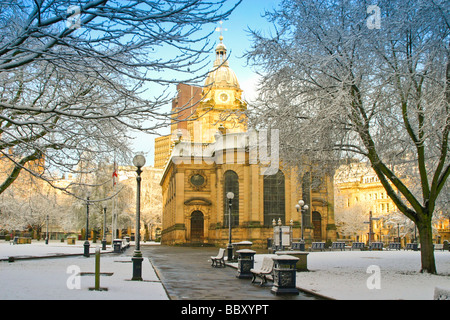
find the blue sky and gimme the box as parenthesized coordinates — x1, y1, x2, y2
(131, 0, 278, 166)
(216, 0, 278, 98)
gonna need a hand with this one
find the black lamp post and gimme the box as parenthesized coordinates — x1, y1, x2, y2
(226, 191, 234, 262)
(132, 154, 146, 281)
(364, 211, 380, 247)
(296, 200, 309, 241)
(102, 206, 107, 250)
(45, 215, 49, 245)
(84, 192, 91, 257)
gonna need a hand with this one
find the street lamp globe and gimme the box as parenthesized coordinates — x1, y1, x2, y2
(227, 192, 234, 200)
(133, 154, 146, 168)
(298, 200, 304, 207)
(295, 204, 300, 210)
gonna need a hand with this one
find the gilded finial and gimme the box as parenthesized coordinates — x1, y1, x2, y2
(215, 21, 227, 42)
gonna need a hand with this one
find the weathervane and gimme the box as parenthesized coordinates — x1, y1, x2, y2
(215, 20, 227, 42)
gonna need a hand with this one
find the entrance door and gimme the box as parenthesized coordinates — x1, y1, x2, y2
(190, 211, 204, 242)
(312, 211, 322, 241)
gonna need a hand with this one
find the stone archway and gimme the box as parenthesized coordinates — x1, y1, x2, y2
(190, 211, 204, 242)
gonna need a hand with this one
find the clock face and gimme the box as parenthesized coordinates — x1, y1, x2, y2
(219, 92, 229, 102)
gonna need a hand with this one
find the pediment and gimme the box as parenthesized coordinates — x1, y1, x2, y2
(184, 197, 212, 206)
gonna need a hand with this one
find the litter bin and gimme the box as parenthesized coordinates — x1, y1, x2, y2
(276, 251, 309, 272)
(113, 239, 122, 253)
(271, 255, 299, 295)
(67, 237, 76, 245)
(236, 249, 256, 279)
(232, 241, 253, 260)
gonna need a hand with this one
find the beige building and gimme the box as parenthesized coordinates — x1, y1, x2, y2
(334, 161, 450, 244)
(157, 37, 337, 248)
(154, 135, 172, 169)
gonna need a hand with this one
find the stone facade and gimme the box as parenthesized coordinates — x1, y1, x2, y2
(158, 37, 336, 248)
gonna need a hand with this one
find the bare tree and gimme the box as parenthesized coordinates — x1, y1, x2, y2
(0, 0, 241, 195)
(246, 0, 449, 274)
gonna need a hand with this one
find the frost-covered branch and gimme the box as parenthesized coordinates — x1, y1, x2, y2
(0, 0, 241, 194)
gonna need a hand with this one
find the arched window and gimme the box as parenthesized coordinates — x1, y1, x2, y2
(263, 170, 285, 226)
(224, 170, 239, 227)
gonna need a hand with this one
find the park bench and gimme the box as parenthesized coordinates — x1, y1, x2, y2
(211, 248, 226, 268)
(331, 242, 346, 251)
(388, 242, 401, 250)
(310, 242, 325, 252)
(351, 242, 365, 251)
(10, 237, 31, 245)
(434, 244, 444, 251)
(291, 242, 305, 251)
(250, 256, 274, 286)
(405, 243, 419, 251)
(370, 242, 384, 251)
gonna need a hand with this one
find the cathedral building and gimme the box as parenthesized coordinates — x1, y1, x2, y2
(157, 35, 337, 248)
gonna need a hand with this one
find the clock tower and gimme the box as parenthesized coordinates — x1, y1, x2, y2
(158, 27, 337, 247)
(188, 34, 247, 143)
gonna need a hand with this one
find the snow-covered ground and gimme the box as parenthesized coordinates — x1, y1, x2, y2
(251, 250, 450, 300)
(1, 241, 449, 300)
(0, 241, 168, 300)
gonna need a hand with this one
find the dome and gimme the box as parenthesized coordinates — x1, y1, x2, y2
(204, 40, 240, 90)
(204, 65, 240, 89)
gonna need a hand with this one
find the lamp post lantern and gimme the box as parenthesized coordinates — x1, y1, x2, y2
(226, 191, 234, 262)
(132, 154, 146, 281)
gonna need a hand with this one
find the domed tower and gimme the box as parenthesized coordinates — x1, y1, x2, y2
(189, 34, 247, 143)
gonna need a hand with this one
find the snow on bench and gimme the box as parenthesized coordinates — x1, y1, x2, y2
(250, 256, 274, 286)
(211, 248, 226, 268)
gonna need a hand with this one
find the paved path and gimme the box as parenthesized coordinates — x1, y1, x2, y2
(136, 246, 320, 300)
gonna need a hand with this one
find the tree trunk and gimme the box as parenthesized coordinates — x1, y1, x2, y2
(417, 220, 437, 274)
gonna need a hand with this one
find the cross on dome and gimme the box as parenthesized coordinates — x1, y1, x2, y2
(215, 20, 227, 42)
